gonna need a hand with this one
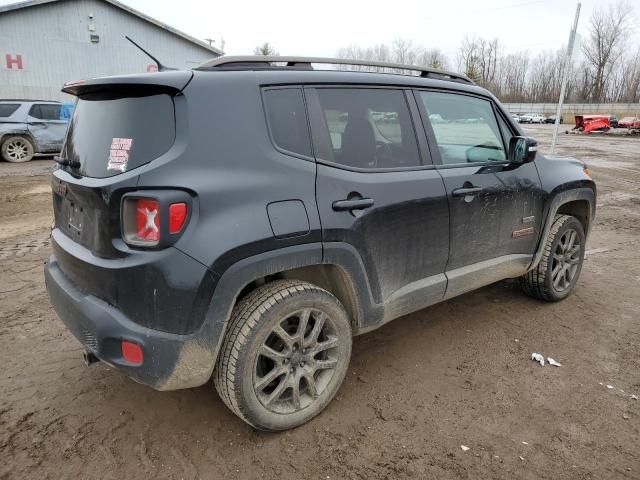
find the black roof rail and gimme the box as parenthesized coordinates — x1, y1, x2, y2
(195, 56, 475, 85)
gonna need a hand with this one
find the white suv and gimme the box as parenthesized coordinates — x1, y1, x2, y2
(520, 113, 545, 124)
(0, 100, 70, 162)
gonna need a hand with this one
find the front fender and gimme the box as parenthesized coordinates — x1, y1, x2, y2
(529, 186, 596, 271)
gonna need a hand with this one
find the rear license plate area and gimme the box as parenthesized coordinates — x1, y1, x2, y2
(66, 200, 85, 237)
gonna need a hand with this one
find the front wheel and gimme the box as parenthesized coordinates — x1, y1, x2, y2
(214, 280, 352, 431)
(520, 214, 586, 302)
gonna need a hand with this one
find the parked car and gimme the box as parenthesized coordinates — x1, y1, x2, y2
(544, 114, 563, 124)
(511, 113, 521, 123)
(0, 100, 70, 162)
(618, 116, 640, 128)
(520, 113, 545, 124)
(45, 56, 596, 431)
(608, 115, 619, 128)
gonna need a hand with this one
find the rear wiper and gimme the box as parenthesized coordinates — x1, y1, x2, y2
(54, 156, 81, 168)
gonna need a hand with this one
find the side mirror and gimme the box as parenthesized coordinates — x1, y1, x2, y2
(509, 136, 537, 164)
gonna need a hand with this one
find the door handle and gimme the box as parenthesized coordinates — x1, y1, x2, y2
(332, 198, 375, 211)
(452, 186, 483, 197)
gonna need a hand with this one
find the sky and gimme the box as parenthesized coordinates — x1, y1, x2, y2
(0, 0, 636, 61)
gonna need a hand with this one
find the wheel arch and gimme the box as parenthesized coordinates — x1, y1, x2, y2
(191, 242, 372, 385)
(0, 131, 38, 157)
(529, 187, 595, 271)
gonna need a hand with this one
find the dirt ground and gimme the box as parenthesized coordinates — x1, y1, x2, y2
(1, 126, 639, 480)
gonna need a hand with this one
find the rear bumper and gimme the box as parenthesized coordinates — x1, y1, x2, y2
(45, 256, 215, 390)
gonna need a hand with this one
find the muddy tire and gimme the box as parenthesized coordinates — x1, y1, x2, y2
(1, 136, 35, 162)
(520, 214, 585, 302)
(214, 280, 352, 431)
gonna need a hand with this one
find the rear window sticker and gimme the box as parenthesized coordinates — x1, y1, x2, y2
(107, 137, 133, 172)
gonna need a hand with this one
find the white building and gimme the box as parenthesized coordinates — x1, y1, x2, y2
(0, 0, 223, 100)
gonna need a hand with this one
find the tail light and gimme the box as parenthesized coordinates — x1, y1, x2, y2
(135, 198, 160, 243)
(121, 192, 191, 248)
(169, 202, 187, 233)
(121, 340, 143, 364)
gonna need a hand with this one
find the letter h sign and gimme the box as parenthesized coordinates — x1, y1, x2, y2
(5, 54, 24, 70)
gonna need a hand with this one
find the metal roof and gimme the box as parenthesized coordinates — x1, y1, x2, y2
(0, 0, 224, 56)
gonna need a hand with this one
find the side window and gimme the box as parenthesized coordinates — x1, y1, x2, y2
(0, 104, 20, 117)
(419, 91, 507, 165)
(313, 88, 420, 169)
(263, 88, 312, 157)
(29, 104, 62, 120)
(497, 114, 513, 148)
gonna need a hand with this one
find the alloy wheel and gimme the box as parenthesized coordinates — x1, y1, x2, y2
(6, 139, 30, 161)
(551, 228, 581, 292)
(253, 308, 339, 414)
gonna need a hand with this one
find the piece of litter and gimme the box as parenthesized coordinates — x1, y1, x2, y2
(622, 414, 630, 420)
(547, 357, 562, 367)
(631, 395, 638, 400)
(531, 353, 545, 366)
(460, 445, 470, 452)
(519, 456, 525, 461)
(599, 382, 603, 385)
(606, 385, 614, 389)
(515, 339, 519, 342)
(521, 441, 529, 445)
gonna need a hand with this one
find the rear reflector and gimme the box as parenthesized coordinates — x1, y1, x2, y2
(169, 202, 187, 233)
(135, 198, 160, 243)
(121, 340, 143, 364)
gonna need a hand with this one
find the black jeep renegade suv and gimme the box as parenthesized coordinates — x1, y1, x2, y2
(45, 56, 596, 430)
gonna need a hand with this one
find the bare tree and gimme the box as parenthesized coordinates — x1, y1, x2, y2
(582, 0, 635, 102)
(253, 42, 278, 56)
(495, 52, 529, 102)
(458, 35, 481, 82)
(416, 48, 449, 70)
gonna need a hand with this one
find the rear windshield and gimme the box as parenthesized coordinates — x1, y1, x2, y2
(0, 104, 20, 118)
(62, 94, 175, 178)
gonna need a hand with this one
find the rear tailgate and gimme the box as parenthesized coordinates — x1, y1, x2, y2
(53, 71, 192, 258)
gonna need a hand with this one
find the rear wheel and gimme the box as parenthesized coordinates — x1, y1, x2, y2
(1, 136, 34, 162)
(214, 280, 352, 431)
(520, 214, 585, 302)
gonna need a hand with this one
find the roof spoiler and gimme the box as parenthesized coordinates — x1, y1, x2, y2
(61, 71, 193, 96)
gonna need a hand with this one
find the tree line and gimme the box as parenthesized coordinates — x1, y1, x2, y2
(333, 1, 639, 104)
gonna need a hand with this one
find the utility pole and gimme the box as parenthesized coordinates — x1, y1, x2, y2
(551, 2, 581, 154)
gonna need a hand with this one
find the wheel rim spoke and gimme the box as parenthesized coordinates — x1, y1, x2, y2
(291, 373, 302, 410)
(297, 309, 311, 344)
(255, 365, 286, 392)
(273, 325, 295, 348)
(304, 312, 325, 348)
(265, 372, 290, 406)
(314, 336, 338, 354)
(258, 344, 287, 363)
(315, 358, 338, 371)
(302, 370, 319, 399)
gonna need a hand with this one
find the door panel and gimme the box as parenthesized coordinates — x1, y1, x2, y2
(308, 86, 449, 308)
(438, 162, 544, 271)
(27, 103, 68, 151)
(416, 90, 544, 276)
(317, 165, 449, 302)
